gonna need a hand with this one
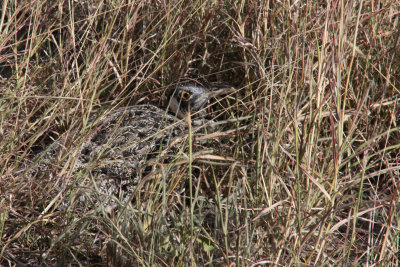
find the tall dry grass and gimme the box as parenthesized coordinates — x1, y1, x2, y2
(1, 0, 400, 265)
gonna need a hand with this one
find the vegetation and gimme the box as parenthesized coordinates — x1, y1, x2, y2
(1, 0, 399, 265)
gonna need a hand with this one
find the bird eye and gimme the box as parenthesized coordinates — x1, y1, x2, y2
(180, 90, 191, 101)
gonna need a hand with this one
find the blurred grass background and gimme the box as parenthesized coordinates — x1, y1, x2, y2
(1, 0, 400, 265)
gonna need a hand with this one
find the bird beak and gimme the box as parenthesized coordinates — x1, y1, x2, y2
(193, 85, 235, 106)
(207, 84, 236, 98)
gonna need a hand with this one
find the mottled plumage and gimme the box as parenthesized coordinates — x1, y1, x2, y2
(25, 80, 233, 206)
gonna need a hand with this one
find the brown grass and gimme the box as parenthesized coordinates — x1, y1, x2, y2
(1, 0, 400, 266)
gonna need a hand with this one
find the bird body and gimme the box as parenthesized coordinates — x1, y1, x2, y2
(24, 80, 233, 206)
(73, 104, 187, 202)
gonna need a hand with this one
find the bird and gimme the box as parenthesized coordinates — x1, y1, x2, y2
(27, 78, 234, 207)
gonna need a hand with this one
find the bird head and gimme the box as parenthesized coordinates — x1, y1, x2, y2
(168, 80, 234, 119)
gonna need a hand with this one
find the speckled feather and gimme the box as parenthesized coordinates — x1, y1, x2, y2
(21, 81, 233, 207)
(73, 104, 187, 202)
